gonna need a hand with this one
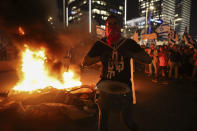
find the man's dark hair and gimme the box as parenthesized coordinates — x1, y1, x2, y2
(106, 14, 121, 25)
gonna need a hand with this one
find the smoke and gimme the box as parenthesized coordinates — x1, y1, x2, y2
(0, 0, 96, 58)
(0, 0, 98, 81)
(0, 0, 58, 28)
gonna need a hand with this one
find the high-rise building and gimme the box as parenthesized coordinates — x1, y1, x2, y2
(62, 0, 126, 33)
(175, 0, 191, 34)
(162, 0, 176, 23)
(139, 0, 163, 23)
(138, 0, 191, 34)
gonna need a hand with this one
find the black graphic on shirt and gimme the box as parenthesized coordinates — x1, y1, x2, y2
(107, 50, 124, 79)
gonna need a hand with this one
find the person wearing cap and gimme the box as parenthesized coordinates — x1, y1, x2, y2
(82, 14, 152, 131)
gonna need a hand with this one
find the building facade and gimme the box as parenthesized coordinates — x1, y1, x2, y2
(139, 0, 163, 23)
(175, 0, 191, 34)
(138, 0, 191, 34)
(64, 0, 126, 33)
(125, 17, 145, 38)
(126, 17, 146, 29)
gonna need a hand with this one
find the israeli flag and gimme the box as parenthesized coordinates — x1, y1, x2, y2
(155, 22, 170, 40)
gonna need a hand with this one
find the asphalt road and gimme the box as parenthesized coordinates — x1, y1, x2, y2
(132, 72, 197, 131)
(0, 69, 197, 131)
(81, 68, 197, 131)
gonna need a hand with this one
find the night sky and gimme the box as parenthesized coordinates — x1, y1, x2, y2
(127, 0, 197, 37)
(127, 0, 139, 19)
(190, 0, 197, 37)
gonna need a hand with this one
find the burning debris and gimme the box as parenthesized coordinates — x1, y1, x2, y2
(0, 85, 97, 123)
(0, 43, 97, 126)
(0, 1, 99, 130)
(13, 44, 82, 92)
(0, 37, 97, 126)
(0, 81, 97, 130)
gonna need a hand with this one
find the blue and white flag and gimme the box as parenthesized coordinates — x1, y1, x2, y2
(155, 22, 170, 39)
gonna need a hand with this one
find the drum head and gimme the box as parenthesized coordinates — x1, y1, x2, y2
(97, 80, 130, 94)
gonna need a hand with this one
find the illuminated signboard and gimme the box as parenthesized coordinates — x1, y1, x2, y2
(150, 19, 163, 24)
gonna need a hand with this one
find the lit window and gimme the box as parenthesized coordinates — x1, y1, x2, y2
(83, 0, 87, 4)
(69, 16, 72, 21)
(68, 0, 75, 4)
(92, 8, 100, 14)
(119, 6, 123, 10)
(101, 10, 106, 15)
(101, 16, 107, 20)
(118, 11, 122, 15)
(72, 6, 76, 10)
(101, 1, 106, 6)
(101, 25, 105, 29)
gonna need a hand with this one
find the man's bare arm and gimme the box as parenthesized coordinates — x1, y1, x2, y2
(82, 56, 100, 66)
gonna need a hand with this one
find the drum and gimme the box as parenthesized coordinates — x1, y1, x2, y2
(96, 80, 132, 111)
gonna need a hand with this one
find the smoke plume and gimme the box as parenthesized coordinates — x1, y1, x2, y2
(0, 0, 98, 81)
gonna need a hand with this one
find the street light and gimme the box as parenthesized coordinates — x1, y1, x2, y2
(174, 18, 182, 30)
(145, 6, 154, 34)
(48, 16, 53, 22)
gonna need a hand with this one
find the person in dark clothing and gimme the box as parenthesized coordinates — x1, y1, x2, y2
(180, 46, 193, 78)
(168, 45, 181, 79)
(82, 14, 152, 131)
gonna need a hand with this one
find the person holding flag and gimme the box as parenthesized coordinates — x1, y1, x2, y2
(155, 22, 170, 41)
(183, 27, 195, 48)
(168, 28, 179, 45)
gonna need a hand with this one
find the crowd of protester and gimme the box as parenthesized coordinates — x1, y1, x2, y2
(139, 42, 197, 84)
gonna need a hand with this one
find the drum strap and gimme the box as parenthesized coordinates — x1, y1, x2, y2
(98, 38, 127, 50)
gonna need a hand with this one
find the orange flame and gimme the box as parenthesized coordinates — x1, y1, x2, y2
(13, 45, 82, 92)
(18, 26, 25, 35)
